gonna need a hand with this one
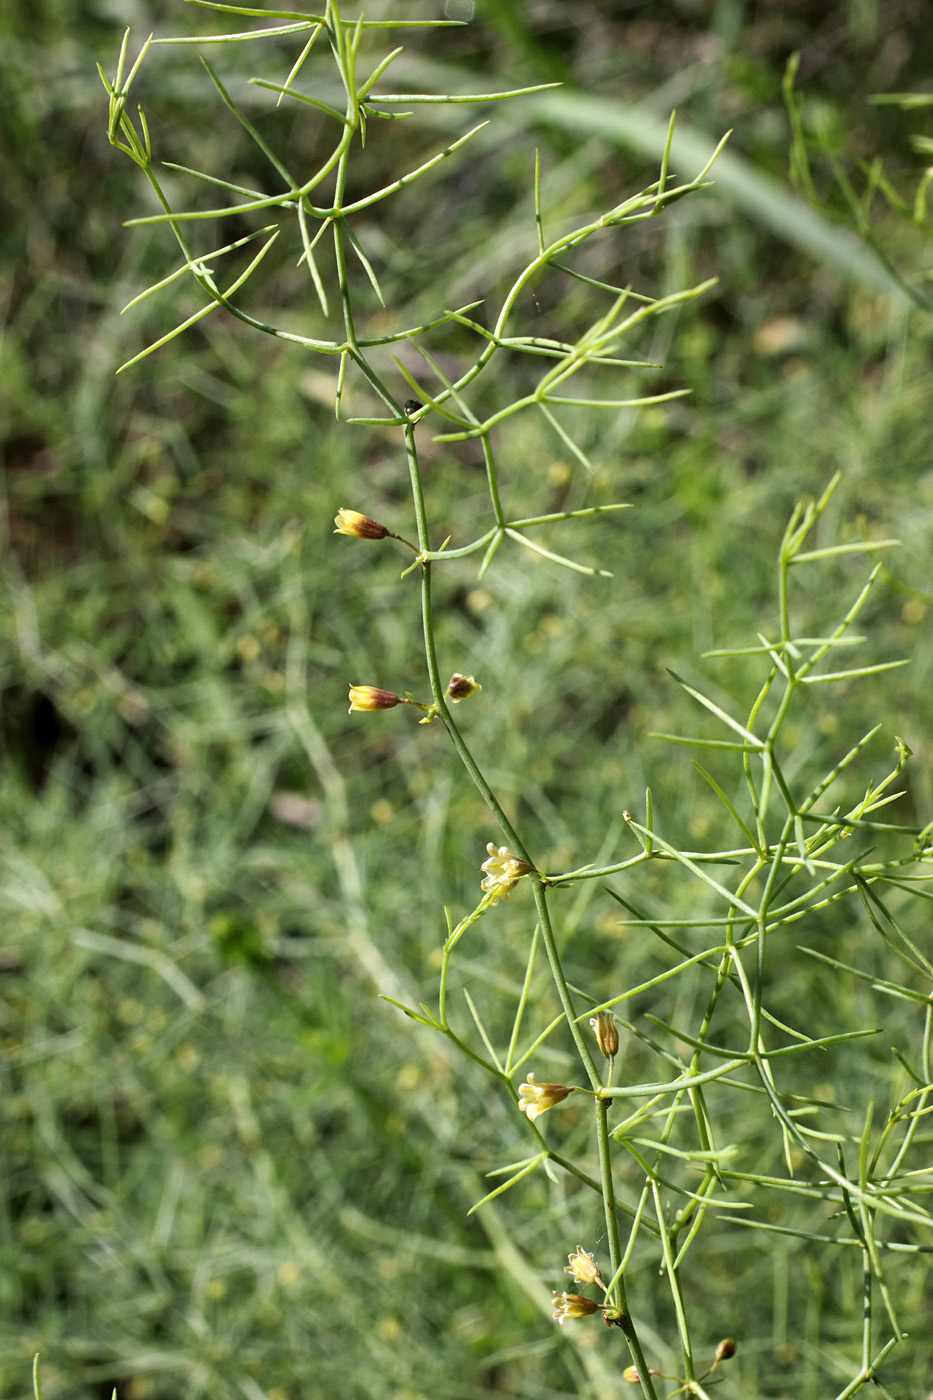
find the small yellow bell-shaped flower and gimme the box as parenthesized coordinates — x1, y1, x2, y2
(348, 685, 401, 713)
(517, 1074, 571, 1123)
(552, 1292, 600, 1326)
(334, 508, 389, 539)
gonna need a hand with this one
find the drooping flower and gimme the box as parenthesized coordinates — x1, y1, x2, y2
(517, 1074, 571, 1123)
(334, 508, 389, 540)
(564, 1246, 604, 1289)
(446, 672, 482, 703)
(480, 843, 531, 901)
(552, 1292, 599, 1325)
(589, 1010, 619, 1061)
(348, 685, 401, 714)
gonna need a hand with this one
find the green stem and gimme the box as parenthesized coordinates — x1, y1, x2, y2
(597, 1097, 658, 1399)
(404, 413, 655, 1394)
(481, 434, 508, 527)
(332, 155, 357, 350)
(532, 885, 658, 1394)
(531, 884, 599, 1086)
(403, 424, 533, 863)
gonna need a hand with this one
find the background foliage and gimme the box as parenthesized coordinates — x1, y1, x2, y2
(2, 2, 932, 1398)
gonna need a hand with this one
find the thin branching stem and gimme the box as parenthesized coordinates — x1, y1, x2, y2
(103, 19, 933, 1399)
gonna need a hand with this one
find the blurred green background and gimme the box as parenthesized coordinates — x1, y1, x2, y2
(2, 2, 932, 1397)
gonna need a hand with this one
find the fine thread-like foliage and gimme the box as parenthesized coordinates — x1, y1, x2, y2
(83, 5, 933, 1398)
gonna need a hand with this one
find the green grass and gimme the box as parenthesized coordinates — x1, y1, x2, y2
(2, 3, 933, 1398)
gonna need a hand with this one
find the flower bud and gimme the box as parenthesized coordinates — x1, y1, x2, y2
(334, 508, 389, 539)
(589, 1011, 619, 1060)
(348, 685, 401, 713)
(715, 1338, 736, 1363)
(551, 1292, 599, 1325)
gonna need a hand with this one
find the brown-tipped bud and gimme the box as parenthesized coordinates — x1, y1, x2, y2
(623, 1366, 659, 1384)
(334, 508, 389, 540)
(551, 1292, 599, 1325)
(589, 1011, 619, 1060)
(715, 1338, 736, 1363)
(564, 1246, 603, 1288)
(446, 672, 482, 703)
(348, 685, 401, 713)
(517, 1074, 570, 1123)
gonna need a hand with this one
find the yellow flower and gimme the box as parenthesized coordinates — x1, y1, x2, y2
(564, 1246, 603, 1288)
(348, 685, 401, 713)
(334, 508, 389, 539)
(517, 1073, 571, 1123)
(480, 843, 531, 901)
(446, 672, 482, 702)
(552, 1292, 599, 1326)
